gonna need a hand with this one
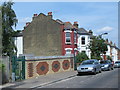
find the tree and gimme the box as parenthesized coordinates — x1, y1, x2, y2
(76, 52, 89, 63)
(0, 6, 2, 55)
(88, 36, 108, 60)
(107, 55, 112, 61)
(2, 1, 18, 56)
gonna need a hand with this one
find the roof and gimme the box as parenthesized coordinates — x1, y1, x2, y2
(77, 28, 92, 36)
(107, 43, 120, 50)
(12, 31, 23, 37)
(64, 22, 76, 30)
(56, 19, 64, 24)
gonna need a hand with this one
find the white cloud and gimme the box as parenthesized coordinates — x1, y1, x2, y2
(18, 17, 32, 23)
(97, 26, 113, 33)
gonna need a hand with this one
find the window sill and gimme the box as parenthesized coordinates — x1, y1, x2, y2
(65, 42, 72, 45)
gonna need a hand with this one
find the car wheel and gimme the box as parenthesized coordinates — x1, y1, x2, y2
(93, 69, 96, 75)
(111, 67, 114, 70)
(99, 69, 102, 73)
(108, 67, 111, 71)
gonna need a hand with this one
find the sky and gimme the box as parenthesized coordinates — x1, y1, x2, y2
(9, 2, 118, 47)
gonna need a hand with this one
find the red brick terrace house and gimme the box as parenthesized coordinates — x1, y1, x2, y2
(62, 21, 78, 56)
(23, 12, 78, 56)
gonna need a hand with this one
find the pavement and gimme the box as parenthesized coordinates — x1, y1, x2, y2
(1, 70, 77, 89)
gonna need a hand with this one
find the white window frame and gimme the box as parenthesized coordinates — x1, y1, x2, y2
(74, 32, 77, 44)
(65, 32, 71, 44)
(81, 36, 85, 45)
(65, 48, 72, 55)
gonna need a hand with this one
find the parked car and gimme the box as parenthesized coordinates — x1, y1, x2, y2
(77, 59, 102, 75)
(100, 60, 114, 71)
(114, 61, 120, 68)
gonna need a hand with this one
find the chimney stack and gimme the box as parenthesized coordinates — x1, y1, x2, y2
(110, 41, 113, 45)
(89, 30, 93, 35)
(73, 21, 78, 28)
(48, 12, 52, 19)
(34, 14, 38, 17)
(26, 22, 31, 27)
(24, 22, 30, 29)
(33, 14, 38, 20)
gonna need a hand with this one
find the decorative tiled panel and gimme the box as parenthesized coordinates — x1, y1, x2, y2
(25, 57, 74, 79)
(52, 61, 60, 72)
(70, 58, 73, 68)
(62, 60, 70, 70)
(36, 62, 49, 75)
(28, 63, 33, 77)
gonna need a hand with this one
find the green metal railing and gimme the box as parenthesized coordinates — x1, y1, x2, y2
(12, 56, 25, 81)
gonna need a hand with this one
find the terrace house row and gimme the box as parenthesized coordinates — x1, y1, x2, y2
(22, 12, 78, 56)
(15, 12, 120, 61)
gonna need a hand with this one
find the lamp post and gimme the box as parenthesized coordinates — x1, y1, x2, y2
(99, 32, 108, 60)
(99, 32, 108, 38)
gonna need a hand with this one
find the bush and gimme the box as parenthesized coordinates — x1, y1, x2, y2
(107, 55, 112, 61)
(0, 62, 8, 84)
(91, 55, 102, 60)
(76, 52, 89, 63)
(0, 63, 5, 71)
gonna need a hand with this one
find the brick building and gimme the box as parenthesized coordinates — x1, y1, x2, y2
(62, 22, 78, 56)
(23, 12, 78, 56)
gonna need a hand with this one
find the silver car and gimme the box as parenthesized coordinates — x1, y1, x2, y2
(100, 60, 114, 71)
(114, 61, 120, 68)
(77, 59, 101, 75)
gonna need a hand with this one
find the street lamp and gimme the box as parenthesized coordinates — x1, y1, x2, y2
(99, 32, 108, 60)
(99, 32, 108, 38)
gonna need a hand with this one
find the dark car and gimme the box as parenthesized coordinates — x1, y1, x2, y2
(77, 59, 102, 75)
(100, 60, 114, 71)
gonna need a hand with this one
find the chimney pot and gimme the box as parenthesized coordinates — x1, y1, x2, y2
(34, 14, 38, 17)
(48, 12, 52, 16)
(73, 21, 78, 28)
(74, 21, 78, 24)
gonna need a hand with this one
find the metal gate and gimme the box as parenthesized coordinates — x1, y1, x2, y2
(12, 56, 25, 81)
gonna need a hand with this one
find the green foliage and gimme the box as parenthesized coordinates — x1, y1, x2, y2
(0, 62, 5, 71)
(76, 52, 89, 63)
(0, 6, 2, 54)
(91, 55, 102, 60)
(88, 36, 108, 59)
(2, 1, 18, 56)
(107, 55, 112, 60)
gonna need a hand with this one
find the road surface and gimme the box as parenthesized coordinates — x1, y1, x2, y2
(37, 68, 119, 88)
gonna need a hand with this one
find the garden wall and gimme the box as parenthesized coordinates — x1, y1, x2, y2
(25, 55, 74, 79)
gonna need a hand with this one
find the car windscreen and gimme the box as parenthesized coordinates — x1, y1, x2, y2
(81, 61, 94, 65)
(115, 62, 120, 63)
(100, 61, 108, 64)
